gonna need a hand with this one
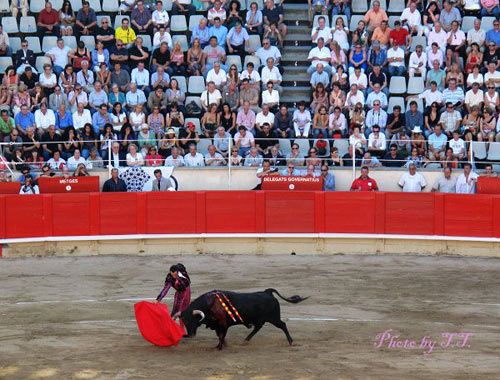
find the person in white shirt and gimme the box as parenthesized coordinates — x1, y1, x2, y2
(206, 62, 227, 89)
(408, 45, 427, 78)
(152, 0, 170, 32)
(34, 103, 56, 134)
(311, 16, 332, 45)
(366, 83, 388, 109)
(261, 57, 282, 93)
(398, 163, 427, 192)
(19, 177, 39, 195)
(208, 0, 226, 25)
(456, 163, 478, 194)
(255, 39, 281, 67)
(72, 103, 92, 130)
(306, 37, 331, 75)
(130, 62, 151, 97)
(126, 144, 145, 167)
(262, 81, 280, 109)
(467, 18, 485, 51)
(367, 125, 387, 157)
(349, 67, 368, 94)
(431, 167, 457, 193)
(200, 81, 222, 110)
(47, 151, 67, 171)
(484, 62, 500, 89)
(204, 144, 226, 166)
(255, 104, 275, 132)
(401, 2, 424, 36)
(449, 131, 466, 161)
(465, 82, 484, 112)
(164, 147, 185, 167)
(45, 39, 71, 75)
(446, 21, 466, 58)
(292, 101, 312, 138)
(427, 22, 448, 54)
(345, 84, 365, 110)
(239, 62, 261, 89)
(387, 40, 405, 76)
(67, 149, 87, 170)
(153, 26, 173, 49)
(184, 144, 205, 166)
(408, 81, 443, 109)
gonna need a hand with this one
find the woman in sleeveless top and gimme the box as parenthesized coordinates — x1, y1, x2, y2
(187, 38, 204, 76)
(466, 43, 483, 74)
(484, 85, 500, 112)
(69, 41, 90, 71)
(462, 106, 481, 146)
(479, 107, 497, 143)
(446, 63, 464, 87)
(349, 44, 367, 75)
(147, 106, 166, 138)
(219, 103, 236, 135)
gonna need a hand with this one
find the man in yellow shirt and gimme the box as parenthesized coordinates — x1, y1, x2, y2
(115, 18, 136, 47)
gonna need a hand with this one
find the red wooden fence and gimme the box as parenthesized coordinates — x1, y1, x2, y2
(0, 191, 497, 239)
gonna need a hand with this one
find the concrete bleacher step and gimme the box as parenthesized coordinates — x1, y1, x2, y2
(281, 46, 310, 62)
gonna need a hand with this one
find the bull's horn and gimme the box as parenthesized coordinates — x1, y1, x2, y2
(192, 310, 205, 321)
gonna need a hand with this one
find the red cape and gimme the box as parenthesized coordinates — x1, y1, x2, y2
(134, 301, 185, 346)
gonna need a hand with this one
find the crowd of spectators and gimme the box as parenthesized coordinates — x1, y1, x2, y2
(0, 0, 500, 188)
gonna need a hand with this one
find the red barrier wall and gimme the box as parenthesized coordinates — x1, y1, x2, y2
(0, 191, 497, 240)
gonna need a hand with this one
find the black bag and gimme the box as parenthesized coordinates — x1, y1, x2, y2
(186, 100, 202, 115)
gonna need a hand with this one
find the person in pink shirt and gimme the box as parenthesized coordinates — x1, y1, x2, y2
(481, 0, 499, 17)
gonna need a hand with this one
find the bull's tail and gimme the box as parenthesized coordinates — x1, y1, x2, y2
(265, 288, 309, 304)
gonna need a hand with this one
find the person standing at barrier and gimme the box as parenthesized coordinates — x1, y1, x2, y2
(431, 167, 457, 193)
(321, 165, 335, 192)
(102, 168, 127, 192)
(155, 263, 191, 318)
(151, 169, 174, 191)
(398, 163, 427, 192)
(456, 163, 479, 194)
(350, 166, 379, 191)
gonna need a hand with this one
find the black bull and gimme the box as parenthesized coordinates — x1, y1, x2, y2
(179, 289, 308, 350)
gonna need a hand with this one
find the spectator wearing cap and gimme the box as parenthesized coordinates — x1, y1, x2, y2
(367, 41, 387, 73)
(350, 166, 379, 191)
(307, 38, 332, 75)
(465, 82, 484, 112)
(37, 1, 60, 36)
(398, 163, 426, 192)
(210, 17, 228, 48)
(178, 122, 200, 153)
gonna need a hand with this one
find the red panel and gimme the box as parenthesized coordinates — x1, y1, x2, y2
(51, 194, 91, 236)
(444, 195, 493, 237)
(38, 176, 100, 193)
(89, 193, 100, 235)
(314, 192, 325, 233)
(4, 195, 44, 238)
(324, 192, 376, 233)
(255, 191, 266, 233)
(195, 192, 206, 233)
(136, 193, 147, 234)
(493, 196, 500, 238)
(0, 195, 5, 238)
(476, 177, 500, 194)
(205, 191, 256, 233)
(0, 182, 21, 194)
(265, 192, 316, 233)
(100, 193, 138, 235)
(434, 193, 445, 236)
(384, 193, 435, 235)
(145, 192, 197, 234)
(374, 192, 386, 234)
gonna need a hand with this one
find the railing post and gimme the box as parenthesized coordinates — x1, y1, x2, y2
(108, 139, 112, 179)
(228, 136, 232, 190)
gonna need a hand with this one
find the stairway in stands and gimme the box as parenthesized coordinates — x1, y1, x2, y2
(281, 1, 312, 107)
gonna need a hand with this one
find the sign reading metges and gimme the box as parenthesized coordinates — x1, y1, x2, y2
(262, 175, 323, 190)
(476, 177, 500, 194)
(38, 176, 100, 193)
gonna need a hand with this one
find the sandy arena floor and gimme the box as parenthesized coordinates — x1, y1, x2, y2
(0, 254, 499, 380)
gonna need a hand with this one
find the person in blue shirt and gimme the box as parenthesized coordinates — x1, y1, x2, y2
(321, 165, 335, 191)
(55, 103, 73, 131)
(14, 105, 36, 135)
(191, 17, 210, 47)
(485, 20, 500, 47)
(91, 104, 112, 134)
(209, 17, 228, 48)
(281, 163, 301, 176)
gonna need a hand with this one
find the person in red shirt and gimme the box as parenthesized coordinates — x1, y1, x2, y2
(350, 166, 379, 191)
(389, 21, 411, 49)
(37, 1, 60, 36)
